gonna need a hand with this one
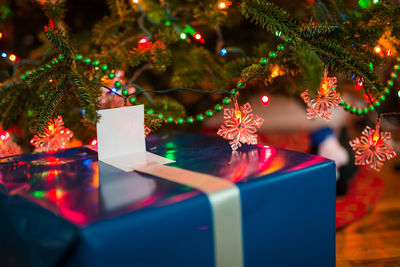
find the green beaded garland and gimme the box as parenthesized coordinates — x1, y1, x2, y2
(167, 117, 174, 123)
(384, 88, 390, 94)
(186, 117, 194, 124)
(128, 96, 136, 104)
(380, 95, 386, 101)
(158, 114, 163, 119)
(391, 73, 398, 79)
(223, 97, 231, 105)
(260, 58, 268, 65)
(357, 109, 363, 115)
(114, 81, 122, 88)
(388, 80, 394, 87)
(83, 58, 91, 64)
(108, 73, 115, 79)
(375, 101, 381, 107)
(122, 89, 129, 96)
(205, 110, 213, 117)
(76, 54, 83, 60)
(237, 82, 244, 88)
(58, 55, 63, 60)
(92, 60, 100, 66)
(177, 118, 184, 124)
(277, 44, 285, 51)
(101, 65, 108, 71)
(344, 104, 351, 110)
(369, 106, 375, 111)
(269, 52, 277, 58)
(196, 114, 204, 121)
(285, 37, 292, 43)
(363, 108, 369, 114)
(351, 107, 357, 113)
(214, 104, 223, 111)
(146, 109, 154, 114)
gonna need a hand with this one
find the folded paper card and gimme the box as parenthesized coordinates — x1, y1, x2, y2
(96, 105, 173, 171)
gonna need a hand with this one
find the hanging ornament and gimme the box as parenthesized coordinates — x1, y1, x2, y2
(301, 67, 342, 121)
(349, 119, 396, 171)
(217, 96, 264, 151)
(354, 77, 364, 90)
(0, 129, 22, 157)
(30, 115, 73, 152)
(144, 125, 151, 138)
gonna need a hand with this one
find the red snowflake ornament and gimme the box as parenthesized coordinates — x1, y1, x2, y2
(217, 101, 264, 151)
(144, 125, 151, 138)
(30, 116, 73, 152)
(0, 129, 22, 157)
(349, 120, 396, 171)
(301, 71, 342, 121)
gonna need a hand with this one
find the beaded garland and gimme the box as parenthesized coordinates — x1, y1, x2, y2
(20, 39, 292, 125)
(339, 57, 400, 115)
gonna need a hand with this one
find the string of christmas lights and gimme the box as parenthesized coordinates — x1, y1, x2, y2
(339, 57, 400, 115)
(21, 39, 290, 125)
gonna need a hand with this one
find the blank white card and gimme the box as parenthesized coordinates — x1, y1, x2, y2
(97, 105, 173, 172)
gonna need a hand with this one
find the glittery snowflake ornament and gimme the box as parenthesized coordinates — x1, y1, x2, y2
(217, 98, 264, 150)
(30, 115, 73, 152)
(144, 125, 151, 138)
(349, 119, 396, 171)
(301, 67, 342, 121)
(0, 129, 22, 157)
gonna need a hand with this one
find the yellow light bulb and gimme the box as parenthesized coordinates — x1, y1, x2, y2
(374, 46, 381, 53)
(235, 110, 242, 119)
(219, 2, 226, 9)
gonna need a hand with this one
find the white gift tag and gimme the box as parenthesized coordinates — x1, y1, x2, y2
(97, 105, 174, 172)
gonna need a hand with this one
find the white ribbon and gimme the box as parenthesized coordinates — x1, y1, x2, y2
(136, 163, 244, 267)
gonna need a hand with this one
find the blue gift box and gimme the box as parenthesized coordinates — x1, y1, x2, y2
(0, 133, 336, 267)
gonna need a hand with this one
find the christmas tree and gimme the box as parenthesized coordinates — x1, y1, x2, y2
(0, 0, 399, 169)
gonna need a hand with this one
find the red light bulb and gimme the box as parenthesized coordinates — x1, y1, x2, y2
(138, 37, 148, 44)
(261, 95, 269, 105)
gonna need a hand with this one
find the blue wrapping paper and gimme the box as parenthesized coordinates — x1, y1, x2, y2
(0, 133, 336, 267)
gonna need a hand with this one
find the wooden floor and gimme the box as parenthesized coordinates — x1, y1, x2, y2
(336, 156, 400, 266)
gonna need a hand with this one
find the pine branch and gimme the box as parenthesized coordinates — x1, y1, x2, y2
(45, 27, 75, 64)
(69, 70, 98, 123)
(42, 1, 66, 21)
(240, 0, 299, 40)
(35, 79, 67, 134)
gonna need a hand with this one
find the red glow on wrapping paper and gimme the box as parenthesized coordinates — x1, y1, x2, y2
(261, 95, 269, 105)
(47, 188, 63, 202)
(90, 139, 98, 146)
(59, 207, 89, 225)
(44, 169, 59, 184)
(46, 156, 62, 166)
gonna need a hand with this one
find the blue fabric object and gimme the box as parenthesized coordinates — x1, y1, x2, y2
(310, 127, 336, 147)
(0, 133, 336, 267)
